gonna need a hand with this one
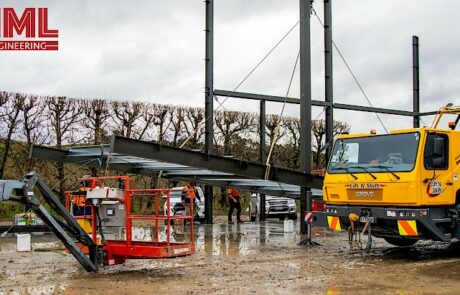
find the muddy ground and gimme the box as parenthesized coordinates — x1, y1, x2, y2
(1, 218, 459, 294)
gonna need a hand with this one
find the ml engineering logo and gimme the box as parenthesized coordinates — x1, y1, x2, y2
(0, 7, 59, 51)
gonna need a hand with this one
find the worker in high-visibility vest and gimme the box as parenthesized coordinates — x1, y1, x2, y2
(73, 177, 92, 216)
(227, 188, 243, 224)
(73, 176, 93, 233)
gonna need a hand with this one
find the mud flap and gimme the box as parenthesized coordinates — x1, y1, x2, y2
(397, 220, 418, 236)
(327, 216, 342, 231)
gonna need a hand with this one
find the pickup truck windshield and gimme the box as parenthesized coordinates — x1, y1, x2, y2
(328, 132, 420, 173)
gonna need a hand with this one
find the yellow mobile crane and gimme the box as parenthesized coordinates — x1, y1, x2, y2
(312, 105, 460, 249)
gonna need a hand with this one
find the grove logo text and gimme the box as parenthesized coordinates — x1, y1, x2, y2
(0, 8, 58, 51)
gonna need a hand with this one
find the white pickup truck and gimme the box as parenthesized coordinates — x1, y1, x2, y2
(163, 186, 206, 222)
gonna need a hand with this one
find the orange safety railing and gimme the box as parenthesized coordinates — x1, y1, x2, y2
(65, 175, 195, 265)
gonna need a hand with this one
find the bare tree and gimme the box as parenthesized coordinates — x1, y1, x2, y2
(265, 115, 285, 149)
(82, 99, 110, 145)
(47, 96, 83, 147)
(184, 107, 204, 148)
(263, 114, 287, 167)
(137, 103, 156, 140)
(169, 107, 186, 146)
(312, 119, 350, 168)
(0, 91, 8, 113)
(17, 94, 47, 171)
(215, 111, 256, 155)
(111, 101, 143, 138)
(284, 117, 300, 148)
(153, 104, 170, 143)
(46, 96, 83, 198)
(283, 116, 300, 168)
(0, 93, 22, 178)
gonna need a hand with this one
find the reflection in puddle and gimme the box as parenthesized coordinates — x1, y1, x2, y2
(194, 221, 298, 257)
(0, 221, 298, 258)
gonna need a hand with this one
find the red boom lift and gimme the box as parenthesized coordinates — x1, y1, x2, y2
(0, 172, 195, 271)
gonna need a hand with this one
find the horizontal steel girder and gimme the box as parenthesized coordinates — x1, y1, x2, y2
(110, 135, 323, 188)
(214, 89, 437, 117)
(30, 136, 324, 190)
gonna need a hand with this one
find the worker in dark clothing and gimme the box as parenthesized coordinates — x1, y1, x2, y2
(227, 188, 243, 224)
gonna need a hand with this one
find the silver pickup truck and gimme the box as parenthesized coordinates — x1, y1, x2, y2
(248, 189, 323, 221)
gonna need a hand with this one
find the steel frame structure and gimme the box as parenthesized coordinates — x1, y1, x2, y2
(206, 0, 437, 235)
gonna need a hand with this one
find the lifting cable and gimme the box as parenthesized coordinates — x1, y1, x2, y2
(179, 21, 300, 148)
(264, 51, 300, 180)
(311, 6, 389, 134)
(49, 158, 99, 191)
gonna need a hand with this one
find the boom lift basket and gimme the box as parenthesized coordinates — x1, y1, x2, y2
(66, 176, 195, 265)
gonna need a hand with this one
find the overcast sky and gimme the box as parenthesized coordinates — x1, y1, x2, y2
(1, 0, 460, 133)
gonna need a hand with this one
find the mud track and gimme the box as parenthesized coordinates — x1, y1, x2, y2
(1, 220, 459, 294)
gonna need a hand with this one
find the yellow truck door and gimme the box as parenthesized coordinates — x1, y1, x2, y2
(421, 132, 454, 205)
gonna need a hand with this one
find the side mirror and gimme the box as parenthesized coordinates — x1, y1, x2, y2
(432, 136, 446, 168)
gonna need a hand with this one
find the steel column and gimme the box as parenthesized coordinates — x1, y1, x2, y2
(299, 0, 312, 175)
(324, 0, 334, 163)
(205, 185, 213, 224)
(259, 101, 266, 164)
(412, 36, 420, 128)
(259, 100, 266, 221)
(205, 0, 214, 224)
(205, 0, 214, 154)
(299, 0, 313, 235)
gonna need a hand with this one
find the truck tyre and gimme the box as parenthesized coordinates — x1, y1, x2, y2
(384, 237, 418, 247)
(289, 213, 297, 220)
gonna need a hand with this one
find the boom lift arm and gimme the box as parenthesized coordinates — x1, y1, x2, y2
(0, 172, 99, 272)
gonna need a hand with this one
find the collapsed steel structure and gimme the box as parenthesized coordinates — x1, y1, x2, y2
(31, 1, 437, 243)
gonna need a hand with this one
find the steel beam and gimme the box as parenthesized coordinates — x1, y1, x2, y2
(259, 101, 267, 164)
(205, 0, 214, 155)
(412, 36, 420, 128)
(109, 135, 323, 188)
(300, 187, 311, 239)
(333, 102, 414, 116)
(324, 0, 333, 162)
(214, 89, 305, 105)
(419, 111, 437, 117)
(205, 185, 213, 224)
(31, 143, 324, 194)
(31, 145, 155, 176)
(205, 0, 214, 224)
(299, 0, 312, 235)
(259, 100, 266, 221)
(299, 0, 312, 174)
(214, 89, 420, 117)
